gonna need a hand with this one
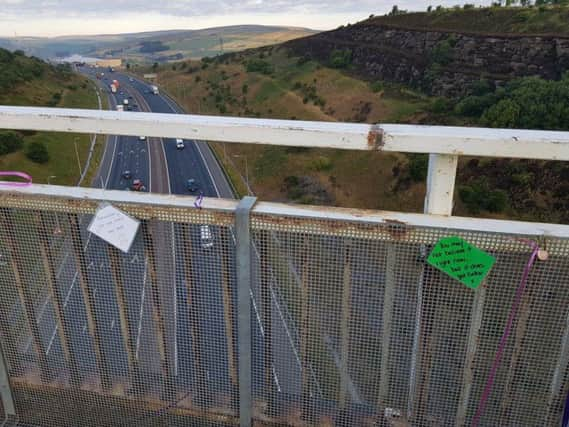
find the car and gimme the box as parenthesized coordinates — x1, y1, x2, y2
(129, 95, 133, 99)
(129, 78, 134, 82)
(119, 91, 124, 95)
(187, 178, 199, 192)
(131, 179, 146, 191)
(126, 105, 132, 111)
(200, 225, 214, 249)
(138, 136, 146, 141)
(132, 104, 138, 109)
(176, 138, 185, 149)
(122, 170, 132, 179)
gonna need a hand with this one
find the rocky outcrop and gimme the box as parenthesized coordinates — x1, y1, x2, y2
(285, 22, 569, 96)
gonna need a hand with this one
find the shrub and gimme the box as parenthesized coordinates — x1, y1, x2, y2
(0, 131, 24, 155)
(429, 97, 452, 113)
(370, 81, 384, 93)
(310, 156, 333, 172)
(26, 141, 49, 163)
(242, 84, 249, 94)
(329, 49, 352, 69)
(408, 154, 428, 182)
(454, 94, 498, 117)
(459, 179, 508, 213)
(246, 59, 273, 75)
(195, 75, 201, 82)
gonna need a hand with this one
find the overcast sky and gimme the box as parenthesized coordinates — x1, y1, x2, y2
(0, 0, 491, 37)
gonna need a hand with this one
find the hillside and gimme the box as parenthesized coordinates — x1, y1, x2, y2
(0, 25, 317, 63)
(0, 48, 102, 186)
(147, 8, 569, 224)
(285, 5, 569, 97)
(369, 5, 569, 35)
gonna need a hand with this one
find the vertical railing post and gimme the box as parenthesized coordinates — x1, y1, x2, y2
(423, 153, 458, 216)
(37, 212, 81, 387)
(107, 245, 140, 392)
(0, 333, 16, 424)
(141, 220, 175, 401)
(68, 213, 112, 391)
(235, 196, 257, 427)
(338, 240, 352, 410)
(409, 153, 458, 419)
(181, 223, 210, 407)
(257, 230, 275, 415)
(0, 208, 51, 383)
(456, 285, 486, 426)
(377, 243, 397, 412)
(545, 306, 569, 425)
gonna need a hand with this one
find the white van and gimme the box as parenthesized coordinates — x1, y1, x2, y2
(200, 225, 214, 249)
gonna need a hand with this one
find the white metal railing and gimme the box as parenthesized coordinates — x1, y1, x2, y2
(0, 106, 569, 427)
(2, 106, 569, 217)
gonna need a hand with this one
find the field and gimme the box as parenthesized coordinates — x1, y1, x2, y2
(0, 71, 102, 186)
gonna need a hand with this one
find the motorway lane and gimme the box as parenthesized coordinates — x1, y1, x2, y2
(111, 72, 310, 402)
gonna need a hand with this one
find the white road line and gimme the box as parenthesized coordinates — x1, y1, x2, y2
(111, 319, 115, 330)
(135, 257, 148, 360)
(44, 272, 79, 355)
(194, 142, 220, 197)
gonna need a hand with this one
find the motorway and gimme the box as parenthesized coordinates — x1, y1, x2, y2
(13, 66, 308, 415)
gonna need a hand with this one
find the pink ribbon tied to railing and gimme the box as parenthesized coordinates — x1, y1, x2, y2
(0, 171, 32, 187)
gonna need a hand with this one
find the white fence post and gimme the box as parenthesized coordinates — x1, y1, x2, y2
(424, 153, 459, 216)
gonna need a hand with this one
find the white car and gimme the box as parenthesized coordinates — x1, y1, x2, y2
(200, 225, 214, 249)
(138, 136, 146, 141)
(176, 138, 185, 149)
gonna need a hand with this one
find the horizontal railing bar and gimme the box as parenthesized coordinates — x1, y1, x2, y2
(1, 185, 568, 239)
(1, 106, 569, 160)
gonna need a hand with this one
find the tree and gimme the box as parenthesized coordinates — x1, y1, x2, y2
(126, 63, 130, 70)
(25, 141, 49, 164)
(152, 62, 158, 71)
(427, 5, 433, 11)
(0, 131, 24, 155)
(390, 5, 399, 15)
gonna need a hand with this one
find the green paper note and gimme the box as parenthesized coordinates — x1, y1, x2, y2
(427, 236, 495, 289)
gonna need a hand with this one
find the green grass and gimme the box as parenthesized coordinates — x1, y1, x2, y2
(0, 73, 101, 186)
(254, 80, 283, 102)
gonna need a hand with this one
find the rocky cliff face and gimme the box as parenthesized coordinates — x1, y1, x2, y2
(285, 21, 569, 96)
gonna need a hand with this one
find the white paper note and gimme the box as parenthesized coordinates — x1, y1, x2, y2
(87, 204, 140, 253)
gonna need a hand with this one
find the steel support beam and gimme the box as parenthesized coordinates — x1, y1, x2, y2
(235, 196, 257, 427)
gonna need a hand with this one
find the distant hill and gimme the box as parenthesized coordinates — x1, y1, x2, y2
(0, 25, 317, 63)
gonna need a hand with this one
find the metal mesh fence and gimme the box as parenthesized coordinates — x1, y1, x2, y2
(0, 191, 567, 426)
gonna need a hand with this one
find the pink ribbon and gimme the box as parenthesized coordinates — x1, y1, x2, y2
(0, 171, 32, 187)
(471, 239, 539, 426)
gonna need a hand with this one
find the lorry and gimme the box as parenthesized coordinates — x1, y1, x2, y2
(123, 99, 129, 106)
(110, 84, 117, 94)
(150, 85, 159, 95)
(116, 105, 124, 112)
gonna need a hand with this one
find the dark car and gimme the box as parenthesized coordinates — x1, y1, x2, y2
(122, 170, 132, 179)
(187, 179, 199, 192)
(131, 179, 146, 191)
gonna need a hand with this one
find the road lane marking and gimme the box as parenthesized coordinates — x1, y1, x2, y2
(44, 272, 79, 355)
(135, 257, 148, 360)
